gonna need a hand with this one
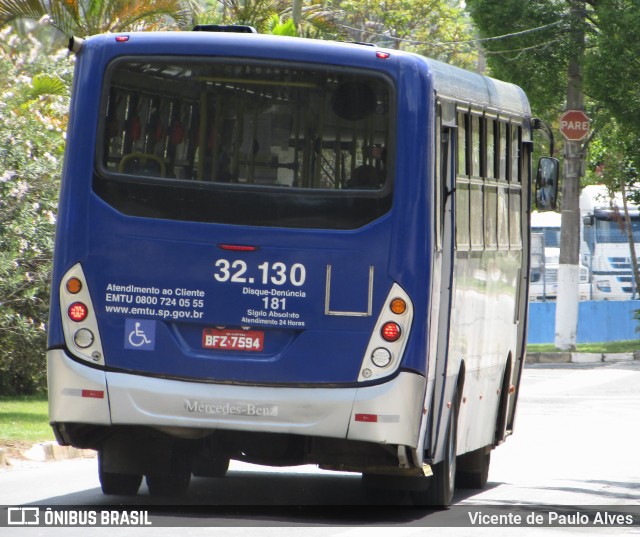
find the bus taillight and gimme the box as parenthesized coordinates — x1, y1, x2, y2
(390, 297, 407, 315)
(66, 277, 82, 294)
(381, 322, 402, 342)
(68, 302, 89, 322)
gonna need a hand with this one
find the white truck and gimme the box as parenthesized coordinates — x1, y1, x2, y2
(530, 211, 590, 301)
(580, 185, 640, 300)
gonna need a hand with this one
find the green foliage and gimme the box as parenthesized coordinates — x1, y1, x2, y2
(266, 14, 297, 36)
(327, 0, 477, 68)
(0, 395, 54, 441)
(465, 0, 573, 121)
(0, 0, 200, 36)
(0, 29, 71, 395)
(213, 0, 343, 39)
(527, 340, 640, 354)
(586, 1, 640, 136)
(217, 0, 289, 32)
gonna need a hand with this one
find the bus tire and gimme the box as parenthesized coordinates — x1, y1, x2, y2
(192, 453, 230, 478)
(145, 449, 192, 497)
(412, 397, 458, 507)
(98, 451, 142, 496)
(456, 448, 491, 489)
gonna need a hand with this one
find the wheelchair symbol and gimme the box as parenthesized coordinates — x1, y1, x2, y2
(124, 319, 155, 350)
(128, 322, 151, 347)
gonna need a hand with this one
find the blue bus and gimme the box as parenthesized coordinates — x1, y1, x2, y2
(48, 28, 555, 505)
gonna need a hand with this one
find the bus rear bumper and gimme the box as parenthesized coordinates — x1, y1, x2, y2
(107, 368, 427, 448)
(48, 349, 427, 449)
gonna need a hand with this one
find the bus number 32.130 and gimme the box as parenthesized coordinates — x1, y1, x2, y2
(213, 259, 306, 287)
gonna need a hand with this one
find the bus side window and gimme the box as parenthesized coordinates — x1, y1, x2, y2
(436, 101, 456, 252)
(511, 124, 521, 183)
(498, 121, 508, 181)
(456, 109, 470, 250)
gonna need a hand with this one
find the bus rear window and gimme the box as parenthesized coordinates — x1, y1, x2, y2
(95, 58, 393, 229)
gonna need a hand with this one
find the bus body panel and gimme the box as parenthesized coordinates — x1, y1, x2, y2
(47, 349, 111, 425)
(76, 197, 399, 384)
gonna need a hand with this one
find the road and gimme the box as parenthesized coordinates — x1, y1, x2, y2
(1, 360, 640, 535)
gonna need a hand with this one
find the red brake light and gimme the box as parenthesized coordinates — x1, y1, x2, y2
(68, 302, 88, 322)
(218, 244, 258, 251)
(376, 51, 391, 59)
(381, 322, 402, 342)
(115, 35, 130, 43)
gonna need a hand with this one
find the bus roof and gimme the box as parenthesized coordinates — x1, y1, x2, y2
(424, 57, 530, 117)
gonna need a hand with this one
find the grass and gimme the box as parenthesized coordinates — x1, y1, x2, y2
(527, 340, 640, 354)
(0, 395, 55, 443)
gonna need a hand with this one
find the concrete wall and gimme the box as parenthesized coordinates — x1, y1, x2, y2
(528, 300, 640, 344)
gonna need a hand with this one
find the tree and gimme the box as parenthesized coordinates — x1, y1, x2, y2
(586, 1, 640, 136)
(328, 0, 477, 69)
(0, 0, 201, 37)
(0, 27, 71, 394)
(212, 0, 344, 38)
(465, 0, 572, 121)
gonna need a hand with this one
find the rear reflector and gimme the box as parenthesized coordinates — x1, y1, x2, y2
(355, 413, 378, 423)
(355, 413, 400, 424)
(82, 390, 104, 399)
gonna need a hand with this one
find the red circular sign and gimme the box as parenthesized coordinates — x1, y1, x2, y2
(559, 110, 590, 141)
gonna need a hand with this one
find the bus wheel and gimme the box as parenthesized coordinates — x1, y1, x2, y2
(98, 451, 142, 496)
(145, 449, 192, 497)
(456, 448, 491, 489)
(192, 453, 230, 478)
(412, 399, 457, 507)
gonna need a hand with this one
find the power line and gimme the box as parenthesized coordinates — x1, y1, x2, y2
(336, 19, 564, 48)
(483, 38, 563, 57)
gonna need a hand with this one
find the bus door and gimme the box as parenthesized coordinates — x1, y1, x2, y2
(427, 100, 458, 463)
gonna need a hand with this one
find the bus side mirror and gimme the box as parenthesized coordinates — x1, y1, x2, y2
(535, 157, 559, 211)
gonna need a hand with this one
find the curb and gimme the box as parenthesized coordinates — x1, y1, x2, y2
(23, 441, 95, 462)
(527, 351, 640, 364)
(1, 442, 95, 466)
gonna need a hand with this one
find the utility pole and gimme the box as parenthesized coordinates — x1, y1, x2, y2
(555, 0, 586, 350)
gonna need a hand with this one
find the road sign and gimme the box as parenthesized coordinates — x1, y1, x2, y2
(559, 109, 590, 141)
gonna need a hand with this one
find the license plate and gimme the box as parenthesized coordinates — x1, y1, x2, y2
(202, 329, 264, 351)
